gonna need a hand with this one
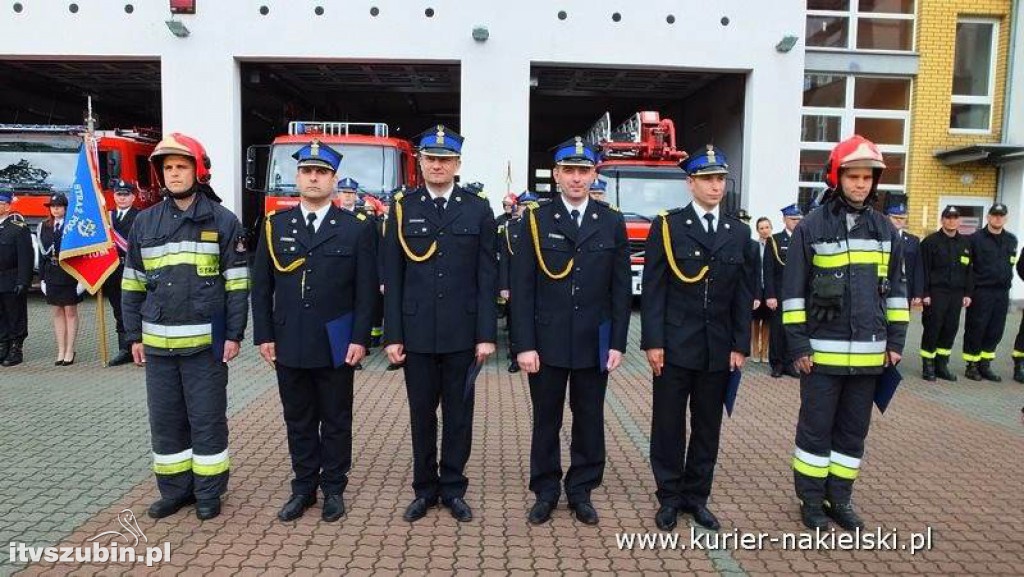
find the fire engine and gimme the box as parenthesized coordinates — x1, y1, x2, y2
(584, 111, 690, 296)
(0, 124, 162, 270)
(245, 120, 420, 219)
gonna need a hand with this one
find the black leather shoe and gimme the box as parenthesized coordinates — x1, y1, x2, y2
(107, 350, 133, 367)
(147, 495, 196, 519)
(569, 501, 599, 525)
(322, 494, 346, 522)
(770, 365, 783, 378)
(686, 504, 721, 531)
(195, 499, 221, 520)
(527, 500, 555, 525)
(655, 505, 678, 531)
(800, 501, 829, 530)
(824, 501, 864, 530)
(278, 494, 316, 522)
(402, 497, 437, 522)
(508, 360, 521, 373)
(386, 362, 403, 371)
(353, 362, 364, 371)
(442, 497, 473, 522)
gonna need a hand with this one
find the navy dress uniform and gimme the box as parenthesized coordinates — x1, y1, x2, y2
(511, 139, 631, 525)
(499, 191, 535, 374)
(103, 181, 140, 366)
(919, 205, 974, 381)
(37, 194, 83, 308)
(762, 203, 801, 378)
(782, 135, 908, 530)
(887, 204, 924, 302)
(382, 126, 498, 521)
(121, 133, 250, 520)
(963, 203, 1016, 381)
(252, 142, 379, 522)
(641, 146, 756, 532)
(0, 192, 33, 367)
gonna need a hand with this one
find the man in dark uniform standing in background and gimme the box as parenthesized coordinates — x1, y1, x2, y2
(919, 205, 973, 382)
(642, 145, 756, 532)
(0, 191, 33, 367)
(498, 190, 537, 374)
(383, 126, 497, 523)
(886, 204, 924, 308)
(962, 203, 1016, 382)
(763, 203, 802, 378)
(512, 138, 631, 526)
(103, 180, 140, 367)
(253, 141, 378, 523)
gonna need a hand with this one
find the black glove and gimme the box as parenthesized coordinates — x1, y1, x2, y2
(13, 284, 25, 297)
(810, 274, 844, 322)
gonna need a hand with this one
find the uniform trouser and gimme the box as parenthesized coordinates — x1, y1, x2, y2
(650, 363, 728, 508)
(963, 287, 1009, 361)
(528, 364, 608, 505)
(102, 272, 128, 350)
(920, 288, 964, 359)
(505, 296, 515, 360)
(792, 371, 874, 504)
(404, 349, 476, 500)
(768, 306, 787, 367)
(370, 291, 384, 342)
(276, 364, 354, 496)
(0, 290, 28, 342)
(146, 350, 230, 502)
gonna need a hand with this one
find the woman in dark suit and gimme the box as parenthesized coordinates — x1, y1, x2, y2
(38, 193, 82, 365)
(751, 217, 773, 362)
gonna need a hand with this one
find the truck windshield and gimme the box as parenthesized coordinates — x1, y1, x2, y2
(0, 135, 81, 195)
(601, 166, 691, 219)
(266, 143, 400, 196)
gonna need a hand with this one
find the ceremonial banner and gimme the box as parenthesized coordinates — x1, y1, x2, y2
(59, 138, 119, 293)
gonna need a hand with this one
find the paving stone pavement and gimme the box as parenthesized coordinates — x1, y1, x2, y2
(1, 296, 1022, 576)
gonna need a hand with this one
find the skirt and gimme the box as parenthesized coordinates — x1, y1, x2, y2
(45, 283, 83, 307)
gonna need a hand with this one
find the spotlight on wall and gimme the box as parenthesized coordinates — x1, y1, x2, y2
(775, 34, 799, 53)
(165, 19, 190, 37)
(472, 25, 489, 42)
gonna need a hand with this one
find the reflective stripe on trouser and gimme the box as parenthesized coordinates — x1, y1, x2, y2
(920, 289, 964, 361)
(146, 350, 230, 501)
(962, 287, 1009, 362)
(793, 371, 874, 504)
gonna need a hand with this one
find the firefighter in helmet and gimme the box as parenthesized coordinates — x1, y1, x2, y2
(121, 133, 250, 521)
(781, 134, 908, 530)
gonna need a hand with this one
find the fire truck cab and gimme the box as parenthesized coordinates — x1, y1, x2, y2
(0, 124, 161, 271)
(585, 111, 691, 296)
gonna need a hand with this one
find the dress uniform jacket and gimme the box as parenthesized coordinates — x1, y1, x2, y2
(511, 199, 631, 369)
(0, 216, 32, 293)
(252, 205, 378, 368)
(37, 220, 79, 289)
(498, 217, 524, 292)
(383, 185, 497, 353)
(761, 230, 791, 301)
(103, 207, 139, 345)
(641, 205, 757, 370)
(898, 230, 924, 300)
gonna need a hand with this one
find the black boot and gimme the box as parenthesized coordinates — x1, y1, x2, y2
(977, 360, 1002, 382)
(1, 341, 23, 367)
(964, 361, 982, 382)
(824, 500, 864, 530)
(0, 340, 9, 365)
(800, 501, 829, 530)
(921, 358, 936, 381)
(1013, 358, 1024, 384)
(935, 357, 957, 381)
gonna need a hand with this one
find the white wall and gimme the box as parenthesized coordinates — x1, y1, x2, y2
(0, 0, 806, 221)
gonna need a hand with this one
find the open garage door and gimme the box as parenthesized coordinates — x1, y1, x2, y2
(239, 61, 460, 232)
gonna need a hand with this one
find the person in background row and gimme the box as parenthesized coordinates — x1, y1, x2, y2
(103, 180, 140, 367)
(0, 191, 33, 367)
(886, 204, 924, 309)
(589, 178, 607, 203)
(763, 203, 803, 378)
(962, 203, 1016, 382)
(1013, 238, 1024, 382)
(918, 205, 973, 382)
(751, 216, 773, 363)
(498, 191, 535, 374)
(38, 193, 83, 366)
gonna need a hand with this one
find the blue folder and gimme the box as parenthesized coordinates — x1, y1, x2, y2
(325, 312, 355, 369)
(598, 320, 611, 372)
(724, 369, 741, 417)
(874, 365, 902, 413)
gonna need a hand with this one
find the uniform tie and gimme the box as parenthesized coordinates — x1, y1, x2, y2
(434, 196, 447, 218)
(704, 213, 716, 237)
(570, 209, 581, 229)
(306, 212, 317, 237)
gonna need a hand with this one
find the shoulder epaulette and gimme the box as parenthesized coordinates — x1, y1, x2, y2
(356, 212, 367, 221)
(476, 191, 487, 200)
(10, 219, 25, 227)
(267, 210, 277, 217)
(393, 191, 405, 202)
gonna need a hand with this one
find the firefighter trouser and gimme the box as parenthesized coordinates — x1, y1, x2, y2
(963, 287, 1009, 362)
(792, 371, 874, 504)
(1013, 316, 1024, 359)
(920, 289, 964, 360)
(146, 350, 229, 502)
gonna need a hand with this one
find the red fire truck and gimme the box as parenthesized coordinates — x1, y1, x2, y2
(245, 120, 420, 217)
(0, 124, 162, 270)
(584, 111, 690, 295)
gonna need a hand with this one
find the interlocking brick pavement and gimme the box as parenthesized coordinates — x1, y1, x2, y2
(2, 296, 1022, 576)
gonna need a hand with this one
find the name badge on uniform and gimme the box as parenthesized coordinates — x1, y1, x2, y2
(548, 233, 565, 240)
(279, 237, 296, 243)
(200, 230, 218, 242)
(409, 218, 426, 224)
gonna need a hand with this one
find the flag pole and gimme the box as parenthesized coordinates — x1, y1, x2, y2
(86, 97, 110, 366)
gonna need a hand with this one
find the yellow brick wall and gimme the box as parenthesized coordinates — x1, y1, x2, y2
(907, 0, 1012, 236)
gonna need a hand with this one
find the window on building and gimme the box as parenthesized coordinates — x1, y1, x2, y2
(950, 19, 999, 132)
(800, 73, 912, 206)
(806, 0, 915, 51)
